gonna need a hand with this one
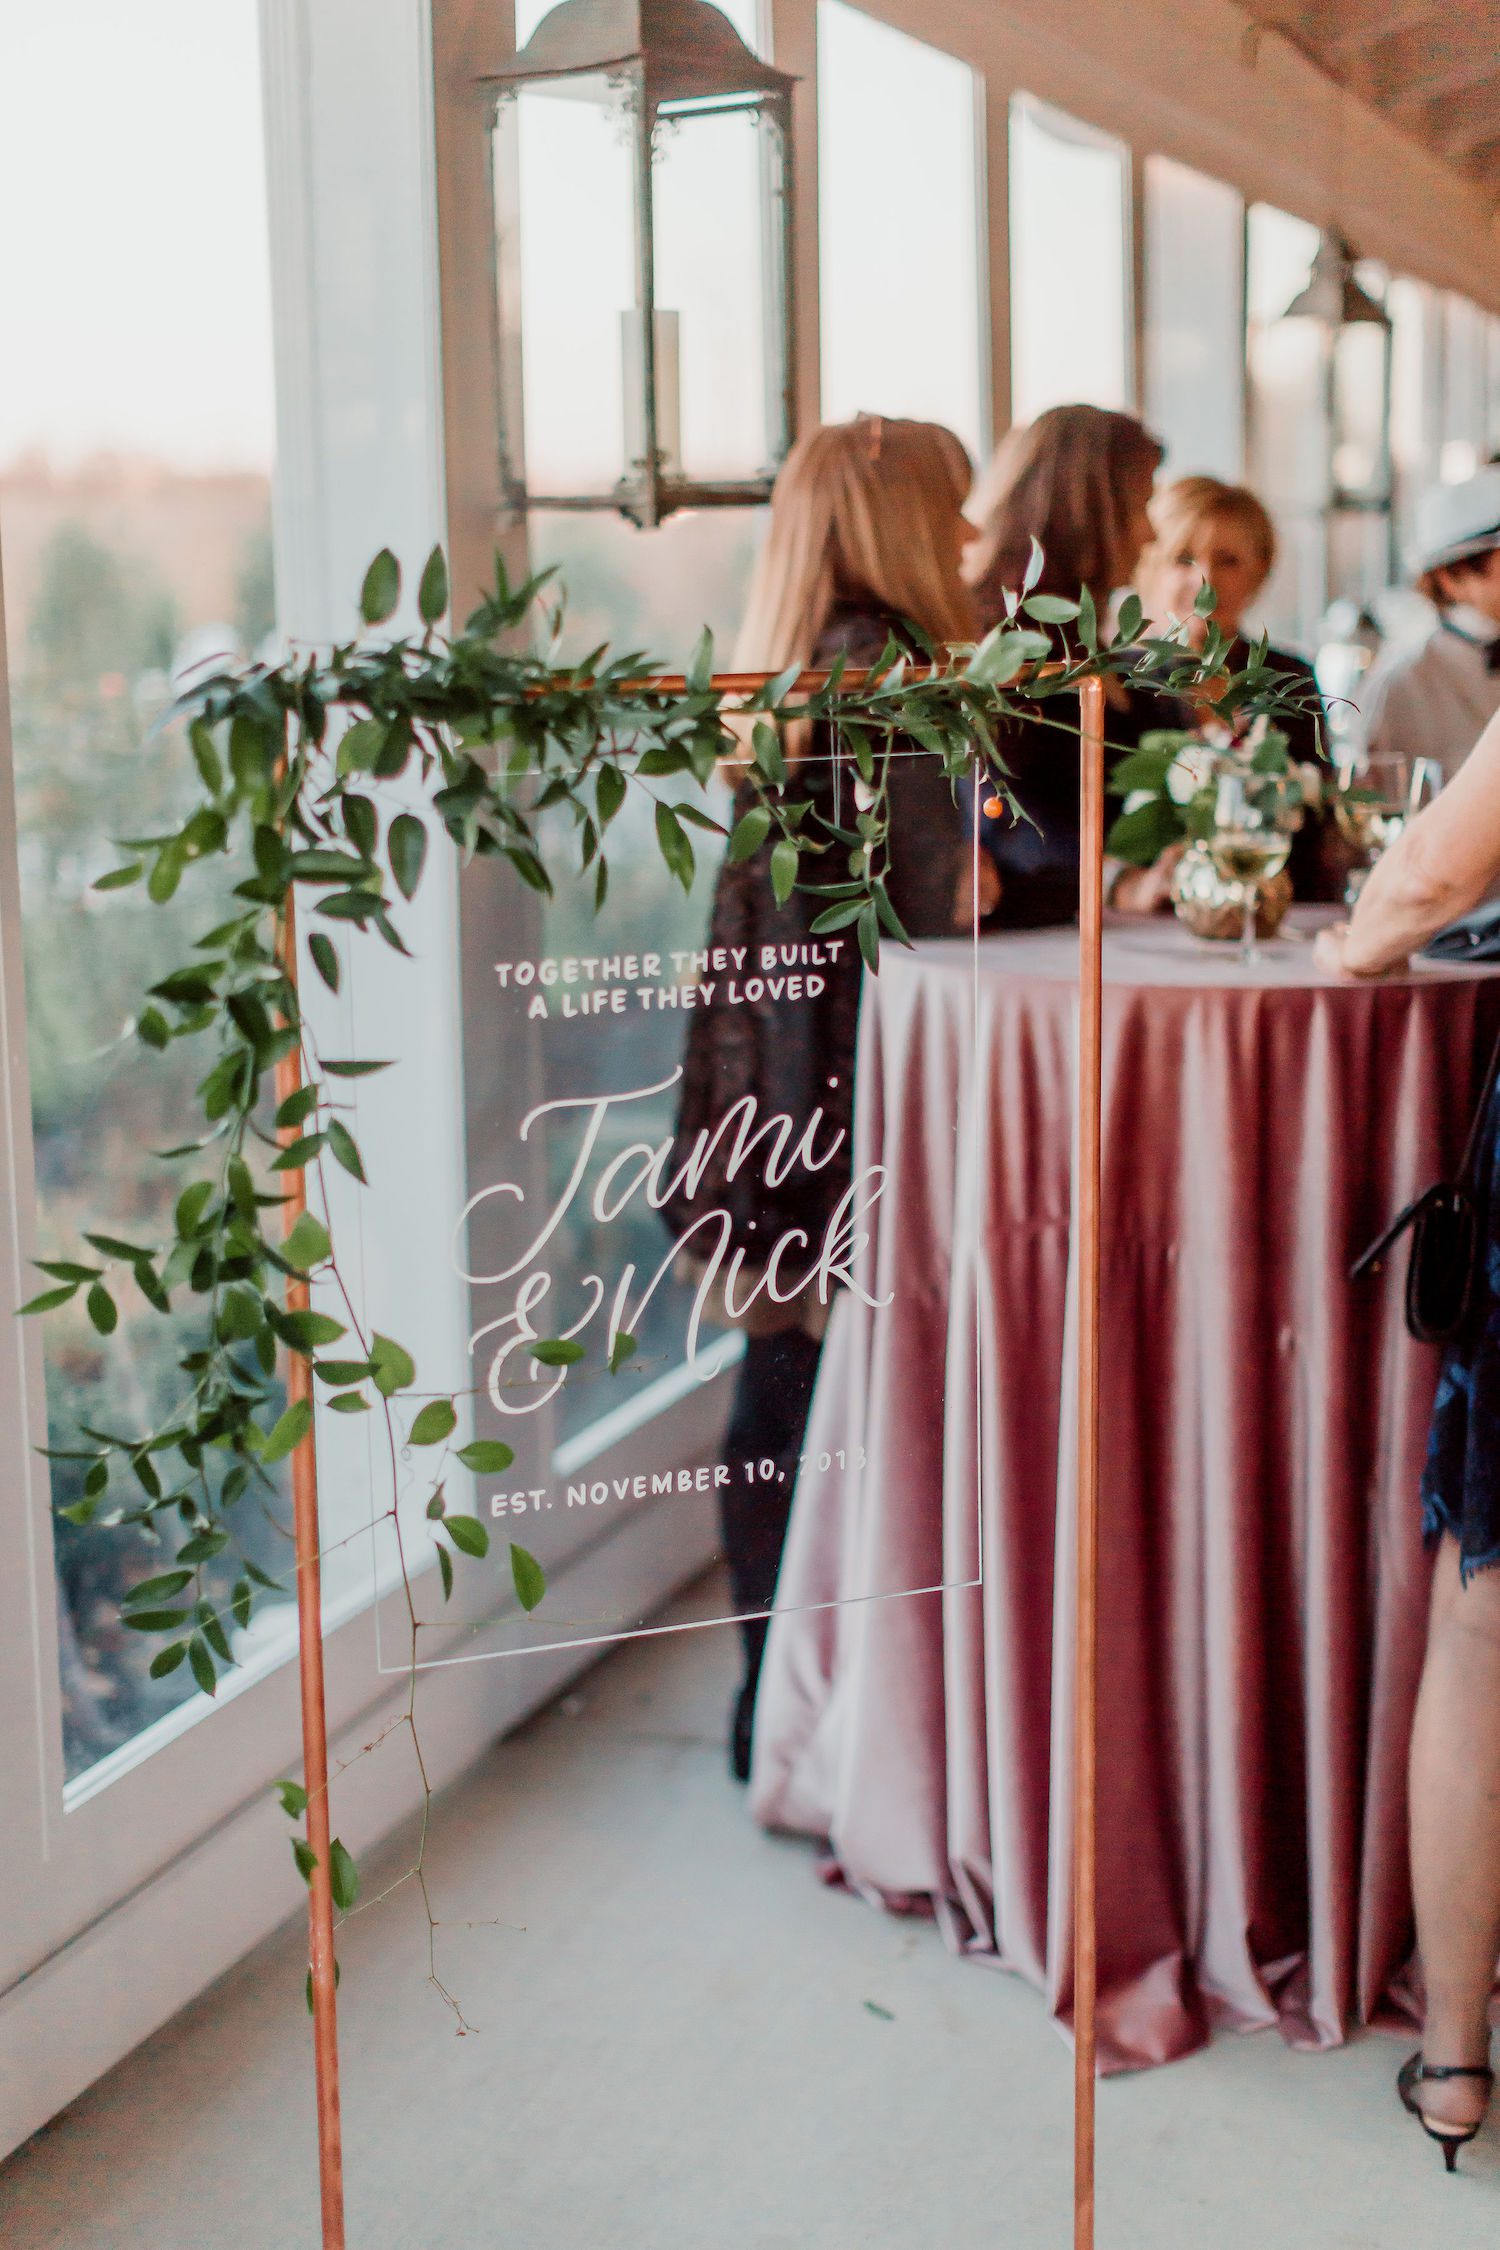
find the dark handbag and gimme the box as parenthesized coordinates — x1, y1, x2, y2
(1351, 1018, 1500, 1345)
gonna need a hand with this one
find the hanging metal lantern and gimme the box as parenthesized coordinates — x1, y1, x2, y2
(1282, 231, 1394, 516)
(484, 0, 798, 529)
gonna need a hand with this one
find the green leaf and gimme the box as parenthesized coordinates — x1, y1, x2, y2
(231, 1578, 253, 1630)
(965, 627, 1030, 689)
(198, 1597, 233, 1665)
(136, 1005, 171, 1051)
(456, 1439, 515, 1473)
(276, 1084, 320, 1130)
(123, 1569, 194, 1606)
(809, 900, 866, 935)
(341, 794, 378, 862)
(609, 1330, 637, 1374)
(122, 1607, 193, 1632)
(93, 861, 144, 893)
(217, 1284, 264, 1343)
(510, 1543, 547, 1613)
(272, 1133, 327, 1173)
(752, 721, 786, 783)
(190, 718, 224, 793)
(149, 1642, 188, 1680)
(857, 903, 880, 972)
(176, 1181, 215, 1238)
(417, 544, 449, 627)
(370, 1333, 415, 1396)
(262, 1397, 314, 1465)
(86, 1283, 118, 1336)
(770, 837, 800, 907)
(360, 548, 401, 626)
(1116, 592, 1144, 644)
(595, 763, 626, 828)
(531, 1338, 584, 1367)
(305, 932, 340, 999)
(328, 1838, 360, 1913)
(654, 802, 695, 893)
(326, 1119, 367, 1184)
(335, 719, 388, 777)
(293, 1839, 318, 1884)
(322, 1058, 391, 1081)
(147, 845, 184, 904)
(388, 813, 428, 902)
(283, 1212, 331, 1270)
(276, 1778, 309, 1820)
(686, 623, 714, 694)
(176, 1527, 228, 1563)
(187, 1634, 218, 1697)
(314, 1358, 373, 1387)
(1022, 593, 1080, 624)
(328, 1392, 370, 1414)
(728, 805, 773, 863)
(436, 1545, 454, 1601)
(270, 1306, 346, 1352)
(18, 1284, 80, 1315)
(409, 1398, 457, 1446)
(444, 1513, 489, 1559)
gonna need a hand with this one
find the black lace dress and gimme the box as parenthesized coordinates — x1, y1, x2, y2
(663, 596, 966, 1768)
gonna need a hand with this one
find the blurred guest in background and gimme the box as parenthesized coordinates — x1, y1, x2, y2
(1361, 466, 1500, 778)
(1317, 716, 1500, 2169)
(964, 403, 1169, 923)
(666, 414, 977, 1778)
(1137, 475, 1344, 899)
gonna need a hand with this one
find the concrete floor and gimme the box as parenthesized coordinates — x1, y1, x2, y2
(2, 1571, 1497, 2250)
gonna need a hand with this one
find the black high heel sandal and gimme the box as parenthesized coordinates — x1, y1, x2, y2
(1397, 2054, 1494, 2173)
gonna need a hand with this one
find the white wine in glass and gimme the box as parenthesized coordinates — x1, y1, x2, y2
(1212, 772, 1295, 963)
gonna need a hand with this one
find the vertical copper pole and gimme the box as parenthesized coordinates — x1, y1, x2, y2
(276, 885, 346, 2249)
(1073, 675, 1106, 2250)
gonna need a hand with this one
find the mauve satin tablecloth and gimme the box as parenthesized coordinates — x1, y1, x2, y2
(749, 909, 1500, 2071)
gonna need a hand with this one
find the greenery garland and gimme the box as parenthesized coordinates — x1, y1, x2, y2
(20, 542, 1315, 1956)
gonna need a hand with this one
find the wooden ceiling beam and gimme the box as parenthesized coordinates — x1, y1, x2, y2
(1323, 0, 1453, 49)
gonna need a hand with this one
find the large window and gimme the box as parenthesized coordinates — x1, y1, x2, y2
(1442, 292, 1489, 486)
(1245, 202, 1327, 648)
(817, 0, 987, 460)
(1009, 95, 1131, 428)
(1143, 155, 1244, 480)
(0, 0, 283, 1783)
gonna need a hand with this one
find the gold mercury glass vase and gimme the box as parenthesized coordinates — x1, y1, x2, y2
(1170, 840, 1293, 941)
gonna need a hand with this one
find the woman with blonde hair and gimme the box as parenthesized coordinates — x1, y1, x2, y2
(666, 413, 977, 1777)
(964, 404, 1167, 924)
(1137, 474, 1340, 897)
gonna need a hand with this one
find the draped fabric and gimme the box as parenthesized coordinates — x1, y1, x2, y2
(750, 914, 1500, 2071)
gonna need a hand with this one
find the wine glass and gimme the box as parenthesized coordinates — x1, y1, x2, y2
(1211, 772, 1295, 965)
(1334, 754, 1443, 902)
(1409, 757, 1445, 817)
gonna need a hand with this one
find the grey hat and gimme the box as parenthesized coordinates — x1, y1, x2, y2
(1414, 466, 1500, 577)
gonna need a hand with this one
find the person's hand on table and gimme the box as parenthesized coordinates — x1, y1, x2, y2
(1314, 921, 1410, 979)
(1109, 842, 1186, 917)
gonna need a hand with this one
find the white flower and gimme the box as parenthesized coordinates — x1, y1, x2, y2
(1166, 744, 1217, 804)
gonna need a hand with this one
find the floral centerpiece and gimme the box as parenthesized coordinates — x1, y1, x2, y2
(1106, 716, 1311, 939)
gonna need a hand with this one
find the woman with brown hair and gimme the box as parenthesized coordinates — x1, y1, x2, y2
(666, 414, 977, 1777)
(964, 403, 1166, 924)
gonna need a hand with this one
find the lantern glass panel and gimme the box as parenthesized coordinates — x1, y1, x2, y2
(499, 74, 637, 499)
(651, 100, 776, 486)
(1330, 320, 1389, 503)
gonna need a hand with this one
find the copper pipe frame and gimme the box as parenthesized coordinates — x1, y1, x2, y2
(273, 656, 1099, 2248)
(1073, 676, 1105, 2250)
(276, 884, 346, 2250)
